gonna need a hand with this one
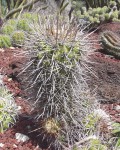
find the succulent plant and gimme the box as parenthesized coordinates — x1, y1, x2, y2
(21, 12, 38, 23)
(1, 24, 15, 35)
(100, 30, 120, 58)
(0, 87, 18, 133)
(73, 1, 120, 28)
(20, 14, 97, 149)
(17, 19, 31, 32)
(0, 34, 11, 48)
(12, 31, 25, 47)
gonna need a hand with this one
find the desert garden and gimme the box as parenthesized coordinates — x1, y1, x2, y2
(0, 0, 120, 150)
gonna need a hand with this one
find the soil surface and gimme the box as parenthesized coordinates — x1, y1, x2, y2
(0, 22, 120, 149)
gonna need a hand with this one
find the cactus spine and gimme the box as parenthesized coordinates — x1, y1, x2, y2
(100, 31, 120, 57)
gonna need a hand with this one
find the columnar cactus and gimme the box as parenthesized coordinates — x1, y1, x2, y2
(0, 87, 18, 133)
(100, 30, 120, 58)
(21, 14, 97, 149)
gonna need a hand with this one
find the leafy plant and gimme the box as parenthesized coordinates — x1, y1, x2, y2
(0, 87, 18, 133)
(17, 19, 32, 32)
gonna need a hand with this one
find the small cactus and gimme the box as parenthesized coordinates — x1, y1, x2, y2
(100, 30, 120, 58)
(0, 87, 18, 133)
(12, 31, 25, 47)
(1, 24, 15, 35)
(0, 34, 11, 48)
(17, 19, 31, 32)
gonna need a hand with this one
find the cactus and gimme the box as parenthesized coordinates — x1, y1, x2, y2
(1, 24, 15, 35)
(12, 31, 25, 46)
(0, 87, 18, 133)
(100, 30, 120, 58)
(20, 14, 97, 149)
(17, 19, 31, 32)
(22, 12, 38, 22)
(0, 34, 11, 48)
(73, 1, 120, 28)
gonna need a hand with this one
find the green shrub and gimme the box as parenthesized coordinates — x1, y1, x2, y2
(0, 34, 11, 48)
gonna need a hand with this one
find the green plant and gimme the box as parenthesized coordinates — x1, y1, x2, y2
(17, 19, 31, 32)
(12, 30, 25, 46)
(20, 13, 97, 149)
(0, 86, 18, 133)
(0, 34, 11, 48)
(1, 24, 15, 35)
(72, 0, 120, 28)
(100, 30, 120, 58)
(21, 12, 39, 23)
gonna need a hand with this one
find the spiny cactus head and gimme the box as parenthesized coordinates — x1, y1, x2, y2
(0, 34, 11, 48)
(22, 12, 32, 20)
(42, 118, 60, 136)
(102, 6, 109, 13)
(7, 19, 17, 27)
(12, 31, 25, 47)
(17, 19, 31, 32)
(104, 13, 110, 20)
(99, 15, 105, 22)
(0, 87, 18, 133)
(109, 1, 117, 8)
(110, 11, 119, 20)
(1, 24, 15, 35)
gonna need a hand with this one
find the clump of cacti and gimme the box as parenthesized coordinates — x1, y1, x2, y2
(100, 30, 120, 58)
(20, 14, 98, 149)
(0, 34, 11, 48)
(72, 0, 120, 27)
(0, 87, 18, 133)
(12, 31, 25, 47)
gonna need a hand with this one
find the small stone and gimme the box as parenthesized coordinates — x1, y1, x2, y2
(0, 143, 4, 147)
(0, 48, 5, 52)
(10, 47, 15, 49)
(115, 105, 120, 111)
(8, 78, 12, 82)
(13, 144, 17, 148)
(15, 133, 30, 142)
(17, 106, 22, 110)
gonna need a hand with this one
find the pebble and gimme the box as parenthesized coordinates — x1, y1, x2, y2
(0, 143, 4, 147)
(115, 105, 120, 111)
(15, 133, 30, 142)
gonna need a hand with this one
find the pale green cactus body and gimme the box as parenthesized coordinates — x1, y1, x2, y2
(12, 31, 25, 46)
(100, 31, 120, 57)
(1, 24, 15, 35)
(17, 19, 31, 32)
(0, 35, 11, 48)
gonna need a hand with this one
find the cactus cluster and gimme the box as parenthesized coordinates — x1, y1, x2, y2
(21, 14, 98, 149)
(0, 86, 18, 133)
(73, 0, 120, 27)
(100, 30, 120, 58)
(0, 12, 38, 48)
